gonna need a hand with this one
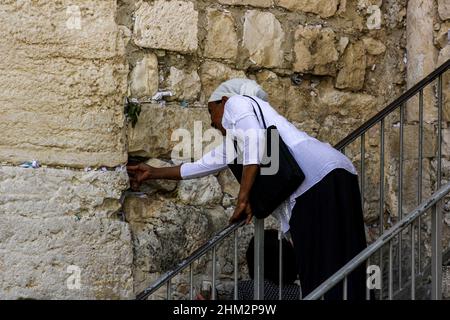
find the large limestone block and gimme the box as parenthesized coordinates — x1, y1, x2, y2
(286, 79, 378, 124)
(218, 0, 273, 7)
(293, 25, 339, 76)
(204, 9, 239, 61)
(406, 0, 438, 123)
(0, 0, 128, 168)
(0, 216, 134, 300)
(444, 128, 450, 157)
(243, 10, 285, 68)
(336, 41, 367, 91)
(199, 61, 247, 103)
(168, 67, 201, 101)
(128, 104, 222, 160)
(386, 124, 437, 160)
(130, 54, 159, 99)
(0, 166, 129, 219)
(255, 70, 291, 114)
(276, 0, 339, 18)
(133, 0, 198, 53)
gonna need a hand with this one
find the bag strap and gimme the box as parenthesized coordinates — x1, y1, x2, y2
(243, 95, 267, 129)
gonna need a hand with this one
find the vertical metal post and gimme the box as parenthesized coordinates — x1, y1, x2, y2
(279, 228, 283, 300)
(212, 246, 217, 300)
(234, 230, 239, 300)
(343, 276, 348, 300)
(418, 89, 424, 274)
(254, 218, 265, 300)
(389, 240, 393, 300)
(411, 223, 415, 300)
(379, 119, 385, 299)
(437, 74, 443, 190)
(167, 279, 171, 300)
(189, 264, 193, 300)
(360, 134, 365, 208)
(431, 203, 443, 300)
(398, 104, 404, 289)
(431, 75, 443, 300)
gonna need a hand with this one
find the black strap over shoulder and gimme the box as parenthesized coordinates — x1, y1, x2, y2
(243, 95, 267, 129)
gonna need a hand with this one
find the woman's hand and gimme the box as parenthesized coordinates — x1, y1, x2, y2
(127, 163, 154, 191)
(229, 200, 253, 225)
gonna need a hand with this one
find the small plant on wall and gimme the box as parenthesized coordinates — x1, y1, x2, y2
(124, 97, 142, 128)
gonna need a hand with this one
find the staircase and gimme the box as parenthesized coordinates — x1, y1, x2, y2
(137, 58, 450, 301)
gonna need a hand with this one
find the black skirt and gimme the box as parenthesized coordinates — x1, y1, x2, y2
(289, 168, 368, 300)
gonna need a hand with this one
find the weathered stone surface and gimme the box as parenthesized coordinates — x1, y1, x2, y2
(385, 159, 434, 215)
(128, 104, 221, 160)
(406, 0, 438, 123)
(243, 10, 285, 68)
(363, 37, 386, 55)
(130, 54, 159, 99)
(218, 0, 273, 7)
(434, 22, 450, 49)
(277, 0, 339, 18)
(386, 124, 437, 160)
(178, 175, 223, 206)
(293, 25, 339, 76)
(0, 216, 134, 300)
(199, 61, 247, 103)
(123, 195, 230, 293)
(255, 70, 290, 114)
(0, 0, 128, 168)
(140, 159, 178, 194)
(443, 128, 450, 157)
(336, 41, 367, 91)
(204, 9, 238, 61)
(168, 67, 201, 101)
(338, 36, 350, 54)
(438, 0, 450, 20)
(0, 166, 128, 219)
(133, 0, 198, 53)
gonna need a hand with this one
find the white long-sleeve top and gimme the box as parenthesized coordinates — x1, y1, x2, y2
(180, 95, 357, 234)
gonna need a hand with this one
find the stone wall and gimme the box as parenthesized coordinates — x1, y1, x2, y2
(0, 0, 133, 299)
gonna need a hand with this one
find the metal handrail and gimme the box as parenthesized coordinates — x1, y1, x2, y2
(336, 58, 450, 150)
(304, 181, 450, 300)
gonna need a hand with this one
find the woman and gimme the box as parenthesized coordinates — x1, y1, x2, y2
(127, 79, 368, 300)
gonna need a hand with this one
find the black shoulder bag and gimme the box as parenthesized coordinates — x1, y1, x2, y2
(227, 96, 305, 219)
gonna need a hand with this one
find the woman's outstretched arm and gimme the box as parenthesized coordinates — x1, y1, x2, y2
(127, 163, 182, 190)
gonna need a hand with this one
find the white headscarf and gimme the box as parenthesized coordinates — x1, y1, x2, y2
(208, 78, 268, 103)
